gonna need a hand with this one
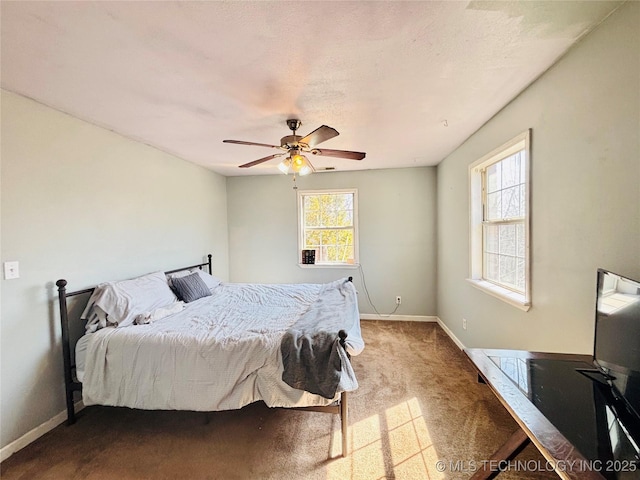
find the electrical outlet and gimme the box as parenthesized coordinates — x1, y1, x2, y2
(395, 296, 402, 305)
(4, 261, 19, 280)
(463, 318, 467, 330)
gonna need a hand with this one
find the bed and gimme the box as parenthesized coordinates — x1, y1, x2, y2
(56, 254, 364, 456)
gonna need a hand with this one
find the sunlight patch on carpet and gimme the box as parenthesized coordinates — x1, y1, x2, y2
(327, 397, 445, 479)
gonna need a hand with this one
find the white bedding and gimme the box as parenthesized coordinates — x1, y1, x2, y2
(78, 278, 363, 411)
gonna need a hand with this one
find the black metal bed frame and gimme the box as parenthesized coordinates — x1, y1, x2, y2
(56, 254, 352, 457)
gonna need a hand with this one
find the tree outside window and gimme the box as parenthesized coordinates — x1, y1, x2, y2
(298, 189, 358, 265)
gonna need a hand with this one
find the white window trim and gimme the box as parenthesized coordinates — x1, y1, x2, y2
(297, 188, 359, 268)
(298, 263, 360, 269)
(468, 130, 531, 311)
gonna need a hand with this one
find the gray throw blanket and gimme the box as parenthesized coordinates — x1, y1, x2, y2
(281, 330, 342, 399)
(280, 278, 360, 399)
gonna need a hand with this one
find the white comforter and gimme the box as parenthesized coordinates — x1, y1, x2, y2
(81, 278, 363, 411)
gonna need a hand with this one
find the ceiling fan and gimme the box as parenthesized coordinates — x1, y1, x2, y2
(223, 119, 366, 175)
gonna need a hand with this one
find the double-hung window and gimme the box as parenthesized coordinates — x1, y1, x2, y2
(469, 130, 531, 310)
(298, 189, 358, 266)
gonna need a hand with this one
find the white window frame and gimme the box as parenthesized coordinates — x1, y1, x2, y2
(468, 130, 531, 311)
(297, 189, 359, 268)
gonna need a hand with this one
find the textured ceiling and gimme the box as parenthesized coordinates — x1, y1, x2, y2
(0, 1, 622, 176)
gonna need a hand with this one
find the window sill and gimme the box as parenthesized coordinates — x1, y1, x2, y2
(298, 263, 360, 269)
(466, 278, 531, 312)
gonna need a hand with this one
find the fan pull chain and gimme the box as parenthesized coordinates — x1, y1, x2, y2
(292, 173, 298, 190)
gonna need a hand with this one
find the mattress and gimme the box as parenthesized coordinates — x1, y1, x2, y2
(76, 278, 363, 411)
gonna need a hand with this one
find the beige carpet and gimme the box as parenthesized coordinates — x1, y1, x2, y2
(1, 321, 557, 479)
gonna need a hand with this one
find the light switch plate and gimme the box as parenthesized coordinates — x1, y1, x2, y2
(4, 261, 19, 280)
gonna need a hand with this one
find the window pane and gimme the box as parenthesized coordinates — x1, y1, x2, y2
(517, 258, 526, 291)
(499, 224, 516, 257)
(322, 209, 338, 227)
(304, 230, 321, 248)
(337, 229, 354, 246)
(485, 253, 499, 282)
(501, 186, 520, 219)
(320, 229, 338, 246)
(344, 245, 354, 263)
(487, 192, 502, 220)
(499, 255, 517, 287)
(336, 210, 353, 227)
(320, 195, 333, 210)
(501, 154, 520, 188)
(486, 162, 501, 193)
(303, 196, 316, 210)
(305, 211, 320, 227)
(336, 245, 355, 263)
(516, 223, 525, 258)
(338, 193, 350, 208)
(484, 224, 499, 254)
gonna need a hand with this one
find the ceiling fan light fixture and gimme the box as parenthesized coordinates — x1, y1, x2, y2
(278, 153, 313, 176)
(277, 157, 292, 174)
(298, 163, 313, 176)
(292, 154, 313, 176)
(291, 153, 306, 169)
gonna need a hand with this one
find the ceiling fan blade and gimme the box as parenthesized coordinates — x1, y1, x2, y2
(224, 139, 281, 149)
(299, 125, 339, 148)
(312, 148, 366, 160)
(238, 153, 284, 168)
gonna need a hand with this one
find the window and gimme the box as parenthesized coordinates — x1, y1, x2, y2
(469, 130, 531, 310)
(298, 189, 358, 266)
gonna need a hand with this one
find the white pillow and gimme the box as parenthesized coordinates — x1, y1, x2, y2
(196, 270, 222, 290)
(134, 301, 185, 325)
(88, 271, 178, 328)
(166, 269, 194, 281)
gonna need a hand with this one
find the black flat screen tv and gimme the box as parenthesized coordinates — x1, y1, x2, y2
(593, 268, 640, 421)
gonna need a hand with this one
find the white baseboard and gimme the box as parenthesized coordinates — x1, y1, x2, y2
(435, 317, 466, 350)
(360, 314, 437, 322)
(0, 401, 84, 463)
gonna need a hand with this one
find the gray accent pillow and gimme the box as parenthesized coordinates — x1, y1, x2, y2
(171, 272, 212, 303)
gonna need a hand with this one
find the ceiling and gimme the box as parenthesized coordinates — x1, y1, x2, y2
(0, 1, 622, 176)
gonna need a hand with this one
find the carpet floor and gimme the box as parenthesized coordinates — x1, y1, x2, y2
(1, 321, 557, 479)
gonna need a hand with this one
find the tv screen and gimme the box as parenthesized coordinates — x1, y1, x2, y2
(594, 269, 640, 419)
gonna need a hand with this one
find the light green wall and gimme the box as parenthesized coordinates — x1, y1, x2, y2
(436, 2, 640, 352)
(226, 168, 437, 317)
(0, 90, 229, 448)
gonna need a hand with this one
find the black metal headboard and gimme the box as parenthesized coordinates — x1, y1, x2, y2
(55, 254, 213, 425)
